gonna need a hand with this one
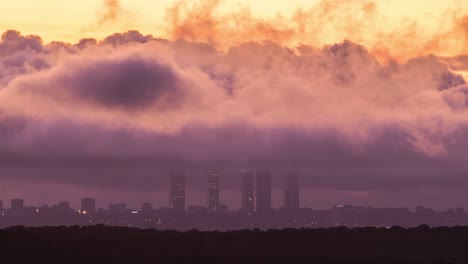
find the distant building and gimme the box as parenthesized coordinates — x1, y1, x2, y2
(208, 173, 220, 210)
(217, 204, 229, 212)
(188, 205, 207, 214)
(50, 201, 73, 216)
(255, 169, 272, 212)
(57, 201, 70, 210)
(241, 170, 254, 213)
(11, 199, 24, 210)
(284, 173, 300, 209)
(109, 203, 127, 214)
(81, 198, 96, 215)
(142, 202, 153, 213)
(415, 206, 434, 214)
(170, 171, 186, 211)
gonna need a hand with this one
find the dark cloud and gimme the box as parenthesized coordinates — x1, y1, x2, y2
(0, 120, 466, 200)
(64, 56, 184, 110)
(437, 72, 466, 90)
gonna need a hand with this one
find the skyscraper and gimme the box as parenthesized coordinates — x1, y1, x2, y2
(11, 199, 24, 210)
(81, 197, 96, 215)
(255, 169, 272, 212)
(170, 171, 186, 211)
(241, 170, 254, 213)
(208, 173, 220, 210)
(284, 173, 300, 209)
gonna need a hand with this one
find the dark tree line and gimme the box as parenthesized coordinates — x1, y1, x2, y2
(0, 225, 467, 263)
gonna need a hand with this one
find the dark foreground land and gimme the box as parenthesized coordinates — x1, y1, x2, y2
(1, 225, 468, 264)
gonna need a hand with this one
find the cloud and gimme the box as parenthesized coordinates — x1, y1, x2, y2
(98, 0, 122, 25)
(102, 31, 155, 46)
(0, 30, 43, 56)
(2, 0, 468, 207)
(0, 31, 49, 87)
(0, 28, 467, 208)
(76, 38, 98, 50)
(82, 0, 136, 33)
(71, 57, 183, 110)
(164, 0, 468, 62)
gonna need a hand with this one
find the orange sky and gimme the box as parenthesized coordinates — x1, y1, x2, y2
(0, 1, 463, 40)
(0, 0, 467, 62)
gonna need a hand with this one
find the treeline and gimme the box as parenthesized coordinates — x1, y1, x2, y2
(1, 225, 467, 263)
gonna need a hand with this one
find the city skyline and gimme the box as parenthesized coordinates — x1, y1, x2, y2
(1, 170, 468, 230)
(0, 169, 465, 214)
(2, 167, 468, 210)
(2, 169, 298, 212)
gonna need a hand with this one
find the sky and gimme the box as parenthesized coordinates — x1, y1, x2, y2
(1, 0, 451, 42)
(1, 0, 468, 210)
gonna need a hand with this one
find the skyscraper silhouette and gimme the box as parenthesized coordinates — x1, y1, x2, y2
(208, 173, 220, 210)
(11, 199, 24, 210)
(170, 172, 186, 211)
(284, 173, 300, 209)
(255, 169, 272, 212)
(241, 170, 254, 213)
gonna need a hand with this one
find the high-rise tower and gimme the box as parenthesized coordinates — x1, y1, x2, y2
(208, 173, 220, 210)
(11, 199, 24, 210)
(284, 173, 300, 209)
(255, 169, 272, 212)
(241, 170, 254, 213)
(170, 171, 186, 211)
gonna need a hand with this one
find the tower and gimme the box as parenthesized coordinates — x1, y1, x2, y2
(284, 173, 300, 209)
(11, 199, 24, 210)
(255, 169, 272, 212)
(241, 170, 254, 213)
(170, 171, 186, 211)
(208, 173, 220, 210)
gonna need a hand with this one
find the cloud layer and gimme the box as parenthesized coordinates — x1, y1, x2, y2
(165, 0, 468, 62)
(0, 26, 468, 208)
